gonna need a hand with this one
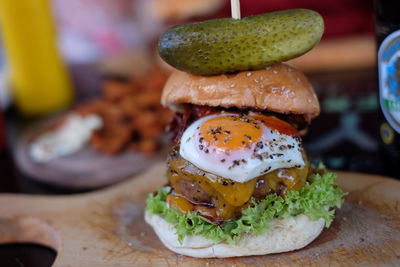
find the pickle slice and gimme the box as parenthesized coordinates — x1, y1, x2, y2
(159, 9, 324, 76)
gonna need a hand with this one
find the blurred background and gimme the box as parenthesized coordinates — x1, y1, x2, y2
(0, 0, 392, 265)
(0, 0, 383, 189)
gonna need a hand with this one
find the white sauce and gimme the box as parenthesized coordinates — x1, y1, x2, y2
(29, 113, 103, 163)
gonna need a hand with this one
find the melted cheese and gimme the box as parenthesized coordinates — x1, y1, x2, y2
(167, 152, 309, 222)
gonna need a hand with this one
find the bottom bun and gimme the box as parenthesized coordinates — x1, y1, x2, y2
(145, 211, 325, 258)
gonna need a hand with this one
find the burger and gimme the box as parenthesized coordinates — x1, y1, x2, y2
(145, 64, 346, 258)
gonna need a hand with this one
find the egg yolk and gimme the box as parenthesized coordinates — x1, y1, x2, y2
(199, 115, 263, 150)
(198, 114, 298, 151)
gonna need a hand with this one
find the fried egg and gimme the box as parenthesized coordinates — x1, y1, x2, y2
(179, 113, 305, 183)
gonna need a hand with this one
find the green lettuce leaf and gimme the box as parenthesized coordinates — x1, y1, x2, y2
(146, 171, 346, 244)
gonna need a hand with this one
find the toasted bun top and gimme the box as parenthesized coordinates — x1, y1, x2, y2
(161, 63, 320, 119)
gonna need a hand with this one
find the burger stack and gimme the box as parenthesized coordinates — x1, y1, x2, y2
(145, 9, 346, 258)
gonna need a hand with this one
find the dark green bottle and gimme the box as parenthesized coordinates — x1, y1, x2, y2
(375, 0, 400, 177)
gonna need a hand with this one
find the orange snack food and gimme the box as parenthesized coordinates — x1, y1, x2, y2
(74, 67, 172, 155)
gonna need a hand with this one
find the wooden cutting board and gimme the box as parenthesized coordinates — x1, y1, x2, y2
(0, 163, 399, 266)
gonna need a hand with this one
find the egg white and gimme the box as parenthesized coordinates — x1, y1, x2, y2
(179, 114, 305, 183)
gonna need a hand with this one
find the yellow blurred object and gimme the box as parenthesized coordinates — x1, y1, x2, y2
(0, 0, 73, 116)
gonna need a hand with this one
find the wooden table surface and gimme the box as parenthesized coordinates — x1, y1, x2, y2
(0, 163, 399, 267)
